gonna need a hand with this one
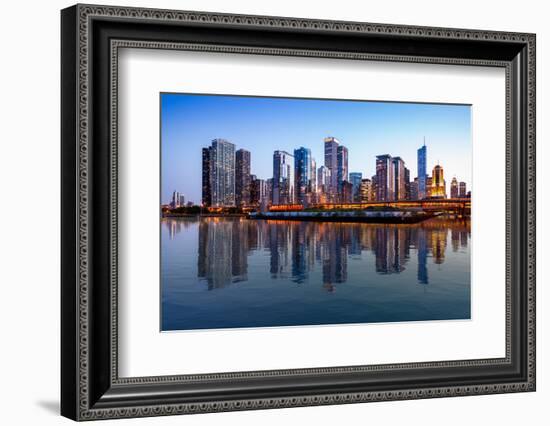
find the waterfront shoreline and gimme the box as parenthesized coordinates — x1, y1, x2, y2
(162, 213, 247, 218)
(249, 211, 438, 224)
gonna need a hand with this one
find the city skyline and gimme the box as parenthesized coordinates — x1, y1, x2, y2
(162, 93, 472, 205)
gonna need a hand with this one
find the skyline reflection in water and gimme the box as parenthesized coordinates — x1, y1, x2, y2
(161, 217, 471, 331)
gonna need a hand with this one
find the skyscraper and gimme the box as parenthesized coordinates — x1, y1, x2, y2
(410, 178, 419, 200)
(431, 164, 446, 198)
(294, 147, 312, 205)
(250, 175, 267, 206)
(202, 147, 212, 206)
(309, 158, 317, 195)
(341, 181, 353, 203)
(349, 172, 362, 202)
(171, 190, 184, 209)
(417, 142, 427, 199)
(209, 139, 236, 207)
(360, 178, 373, 202)
(450, 177, 459, 198)
(324, 137, 339, 196)
(235, 149, 251, 206)
(392, 157, 406, 200)
(404, 167, 411, 200)
(376, 154, 395, 201)
(266, 178, 274, 205)
(273, 150, 295, 205)
(317, 165, 331, 203)
(459, 181, 467, 198)
(337, 145, 349, 196)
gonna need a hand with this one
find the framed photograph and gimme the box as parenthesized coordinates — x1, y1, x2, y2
(61, 4, 536, 421)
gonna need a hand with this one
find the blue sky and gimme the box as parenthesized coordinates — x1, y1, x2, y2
(161, 93, 472, 204)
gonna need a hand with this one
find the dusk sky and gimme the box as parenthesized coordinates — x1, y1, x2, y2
(161, 93, 472, 205)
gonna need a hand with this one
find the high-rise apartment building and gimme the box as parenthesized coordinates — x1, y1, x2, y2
(250, 175, 267, 206)
(410, 178, 419, 200)
(309, 158, 317, 194)
(337, 145, 349, 195)
(392, 157, 406, 200)
(450, 177, 459, 198)
(360, 178, 374, 202)
(266, 178, 273, 205)
(431, 164, 446, 198)
(171, 190, 185, 209)
(324, 137, 340, 196)
(349, 172, 363, 202)
(235, 149, 251, 206)
(273, 150, 295, 205)
(341, 181, 354, 204)
(376, 154, 395, 201)
(459, 181, 467, 198)
(404, 167, 411, 200)
(206, 139, 236, 207)
(317, 165, 331, 203)
(201, 139, 236, 207)
(202, 147, 212, 206)
(294, 147, 312, 205)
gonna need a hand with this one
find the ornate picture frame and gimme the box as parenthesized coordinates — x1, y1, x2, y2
(61, 4, 535, 421)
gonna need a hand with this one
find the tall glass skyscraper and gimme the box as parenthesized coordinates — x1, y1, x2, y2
(209, 138, 236, 207)
(273, 150, 295, 205)
(324, 137, 339, 196)
(417, 142, 427, 200)
(202, 147, 212, 206)
(376, 154, 395, 201)
(317, 165, 331, 202)
(450, 177, 459, 198)
(235, 149, 251, 206)
(392, 156, 406, 200)
(294, 147, 312, 205)
(459, 181, 467, 197)
(431, 164, 446, 198)
(337, 145, 349, 196)
(349, 172, 362, 202)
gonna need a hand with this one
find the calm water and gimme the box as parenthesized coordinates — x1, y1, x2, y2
(161, 217, 471, 331)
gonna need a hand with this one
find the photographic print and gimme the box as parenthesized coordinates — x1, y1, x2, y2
(160, 93, 472, 332)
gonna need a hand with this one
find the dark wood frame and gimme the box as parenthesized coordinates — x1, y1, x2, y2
(61, 4, 536, 421)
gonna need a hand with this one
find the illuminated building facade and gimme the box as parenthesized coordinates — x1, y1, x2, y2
(317, 165, 331, 203)
(450, 177, 459, 198)
(360, 178, 374, 202)
(235, 149, 251, 206)
(337, 145, 349, 196)
(294, 147, 313, 205)
(392, 156, 406, 200)
(459, 181, 467, 198)
(417, 143, 427, 199)
(431, 164, 446, 198)
(273, 150, 295, 205)
(250, 175, 268, 206)
(203, 138, 236, 207)
(376, 154, 395, 201)
(349, 172, 363, 202)
(201, 147, 212, 206)
(324, 137, 340, 196)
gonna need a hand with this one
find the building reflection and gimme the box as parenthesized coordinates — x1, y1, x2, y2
(195, 218, 249, 289)
(163, 217, 470, 291)
(416, 228, 429, 284)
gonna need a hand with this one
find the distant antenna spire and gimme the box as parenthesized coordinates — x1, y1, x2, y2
(423, 136, 426, 146)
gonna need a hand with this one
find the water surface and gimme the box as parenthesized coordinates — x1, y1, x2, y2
(161, 217, 471, 331)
